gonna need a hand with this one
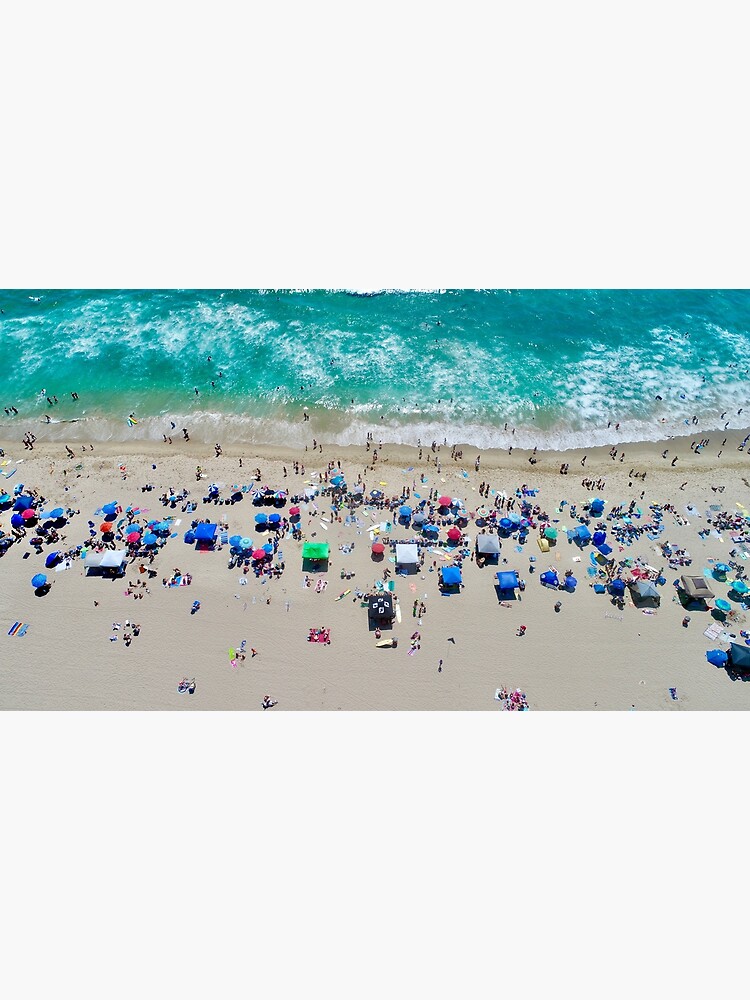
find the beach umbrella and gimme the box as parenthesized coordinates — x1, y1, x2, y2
(252, 548, 266, 560)
(229, 534, 242, 547)
(544, 526, 557, 540)
(423, 524, 439, 536)
(706, 649, 728, 667)
(330, 475, 345, 487)
(143, 532, 158, 546)
(499, 518, 513, 531)
(371, 542, 385, 554)
(438, 495, 452, 507)
(0, 492, 11, 504)
(288, 506, 301, 516)
(268, 512, 281, 524)
(507, 512, 521, 525)
(99, 522, 112, 534)
(351, 484, 364, 495)
(713, 563, 731, 577)
(44, 507, 65, 519)
(240, 537, 253, 549)
(475, 506, 489, 518)
(610, 578, 626, 596)
(714, 598, 732, 613)
(102, 503, 117, 515)
(274, 490, 287, 500)
(127, 531, 141, 543)
(564, 575, 578, 589)
(13, 494, 34, 511)
(399, 505, 412, 518)
(21, 508, 36, 520)
(10, 513, 24, 528)
(412, 511, 426, 526)
(447, 526, 462, 542)
(540, 571, 559, 587)
(254, 513, 268, 525)
(45, 551, 62, 568)
(31, 573, 47, 588)
(731, 580, 749, 595)
(262, 543, 274, 554)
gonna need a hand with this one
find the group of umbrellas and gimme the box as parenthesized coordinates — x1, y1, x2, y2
(228, 535, 275, 561)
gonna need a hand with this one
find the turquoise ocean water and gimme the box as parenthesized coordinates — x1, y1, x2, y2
(1, 289, 749, 450)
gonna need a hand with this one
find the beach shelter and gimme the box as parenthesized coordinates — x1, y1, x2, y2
(630, 579, 661, 606)
(729, 642, 750, 673)
(13, 494, 34, 511)
(706, 649, 729, 667)
(680, 575, 715, 602)
(592, 530, 607, 547)
(10, 513, 24, 528)
(395, 543, 419, 572)
(440, 565, 462, 590)
(330, 474, 345, 487)
(477, 534, 501, 556)
(195, 522, 218, 549)
(540, 570, 559, 588)
(83, 550, 128, 573)
(302, 541, 330, 565)
(496, 570, 519, 591)
(368, 592, 394, 629)
(45, 551, 62, 568)
(564, 575, 578, 590)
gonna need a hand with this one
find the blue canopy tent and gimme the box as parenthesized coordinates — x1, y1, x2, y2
(13, 494, 34, 511)
(496, 570, 519, 590)
(441, 565, 462, 589)
(729, 642, 750, 673)
(194, 523, 218, 548)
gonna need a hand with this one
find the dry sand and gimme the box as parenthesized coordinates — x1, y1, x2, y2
(2, 426, 750, 710)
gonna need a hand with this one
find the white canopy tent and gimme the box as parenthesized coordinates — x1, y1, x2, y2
(84, 549, 128, 570)
(395, 543, 419, 567)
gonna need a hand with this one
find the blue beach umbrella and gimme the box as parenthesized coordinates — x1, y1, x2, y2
(610, 578, 626, 596)
(229, 534, 243, 547)
(143, 532, 158, 546)
(706, 649, 728, 667)
(731, 580, 749, 595)
(11, 513, 24, 528)
(31, 573, 47, 589)
(102, 502, 117, 515)
(499, 518, 513, 532)
(507, 512, 521, 525)
(268, 512, 281, 524)
(262, 543, 274, 554)
(713, 563, 731, 578)
(0, 492, 11, 504)
(330, 475, 345, 487)
(254, 513, 268, 525)
(45, 551, 62, 568)
(47, 507, 65, 519)
(399, 505, 412, 518)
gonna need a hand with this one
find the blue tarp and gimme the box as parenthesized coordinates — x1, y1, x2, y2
(195, 523, 218, 541)
(496, 571, 519, 590)
(442, 566, 462, 586)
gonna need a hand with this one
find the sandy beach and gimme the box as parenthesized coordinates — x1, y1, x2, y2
(2, 425, 750, 710)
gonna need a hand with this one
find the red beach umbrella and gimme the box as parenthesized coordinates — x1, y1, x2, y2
(447, 527, 462, 541)
(371, 542, 385, 554)
(100, 523, 112, 533)
(289, 506, 301, 516)
(438, 495, 452, 507)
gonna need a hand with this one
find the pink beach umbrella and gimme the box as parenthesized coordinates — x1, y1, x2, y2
(252, 549, 267, 561)
(127, 531, 141, 544)
(21, 508, 37, 520)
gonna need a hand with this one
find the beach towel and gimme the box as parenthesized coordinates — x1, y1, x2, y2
(703, 622, 722, 639)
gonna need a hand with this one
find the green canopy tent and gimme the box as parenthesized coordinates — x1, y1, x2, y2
(302, 541, 330, 570)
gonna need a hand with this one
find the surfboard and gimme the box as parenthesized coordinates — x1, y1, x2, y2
(376, 639, 394, 648)
(395, 602, 402, 623)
